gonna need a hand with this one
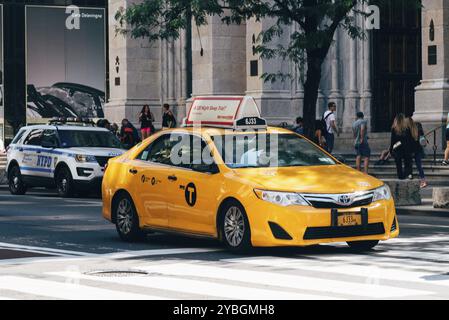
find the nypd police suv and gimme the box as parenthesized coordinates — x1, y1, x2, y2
(6, 120, 125, 197)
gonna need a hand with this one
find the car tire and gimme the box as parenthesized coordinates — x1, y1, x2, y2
(219, 200, 252, 253)
(114, 194, 146, 242)
(347, 240, 379, 251)
(55, 167, 75, 198)
(8, 165, 27, 195)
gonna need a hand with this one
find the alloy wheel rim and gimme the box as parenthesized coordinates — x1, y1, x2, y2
(224, 206, 245, 247)
(11, 171, 19, 190)
(116, 199, 133, 235)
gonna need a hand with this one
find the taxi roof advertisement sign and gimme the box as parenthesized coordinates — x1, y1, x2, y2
(186, 96, 265, 129)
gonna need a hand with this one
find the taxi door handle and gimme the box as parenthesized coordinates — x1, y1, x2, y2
(168, 175, 178, 182)
(129, 169, 138, 175)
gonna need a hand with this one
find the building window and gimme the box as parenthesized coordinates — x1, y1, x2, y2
(428, 45, 437, 65)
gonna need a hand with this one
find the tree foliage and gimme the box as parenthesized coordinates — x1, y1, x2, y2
(116, 0, 421, 134)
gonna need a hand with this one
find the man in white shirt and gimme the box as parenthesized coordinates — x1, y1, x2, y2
(323, 102, 339, 153)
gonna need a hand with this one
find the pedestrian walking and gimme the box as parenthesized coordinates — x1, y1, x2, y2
(293, 117, 305, 135)
(443, 112, 449, 166)
(323, 102, 339, 153)
(313, 120, 326, 149)
(408, 117, 428, 188)
(120, 118, 140, 149)
(162, 103, 177, 129)
(352, 112, 371, 174)
(390, 114, 414, 180)
(139, 105, 155, 140)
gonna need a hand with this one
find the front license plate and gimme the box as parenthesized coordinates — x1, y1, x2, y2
(338, 213, 362, 226)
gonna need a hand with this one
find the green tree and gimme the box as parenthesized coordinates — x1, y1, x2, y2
(115, 0, 418, 136)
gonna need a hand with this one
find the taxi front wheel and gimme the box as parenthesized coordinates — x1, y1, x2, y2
(347, 240, 379, 251)
(114, 194, 145, 242)
(219, 201, 252, 252)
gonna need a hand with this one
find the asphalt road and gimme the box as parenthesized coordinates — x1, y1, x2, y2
(1, 186, 449, 300)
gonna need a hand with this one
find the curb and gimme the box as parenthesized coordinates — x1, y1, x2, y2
(396, 207, 449, 218)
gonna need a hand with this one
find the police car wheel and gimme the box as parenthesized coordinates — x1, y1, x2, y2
(347, 240, 379, 251)
(114, 195, 145, 242)
(219, 201, 252, 252)
(56, 167, 75, 198)
(8, 165, 27, 195)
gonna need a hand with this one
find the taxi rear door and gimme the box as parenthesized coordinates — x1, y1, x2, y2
(166, 134, 221, 236)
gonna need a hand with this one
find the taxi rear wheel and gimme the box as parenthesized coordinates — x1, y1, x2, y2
(347, 240, 379, 251)
(114, 194, 145, 242)
(219, 201, 252, 252)
(55, 167, 75, 198)
(8, 165, 27, 195)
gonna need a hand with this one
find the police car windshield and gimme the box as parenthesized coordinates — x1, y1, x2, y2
(212, 133, 336, 168)
(58, 130, 122, 149)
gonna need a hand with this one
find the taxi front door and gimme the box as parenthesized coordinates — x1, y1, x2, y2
(166, 135, 221, 236)
(127, 159, 169, 228)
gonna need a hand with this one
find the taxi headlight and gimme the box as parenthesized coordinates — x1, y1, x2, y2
(254, 189, 310, 207)
(75, 154, 97, 163)
(372, 185, 392, 202)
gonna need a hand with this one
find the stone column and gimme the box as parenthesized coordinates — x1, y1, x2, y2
(342, 33, 359, 133)
(414, 0, 449, 150)
(192, 14, 246, 96)
(329, 28, 344, 124)
(105, 0, 161, 125)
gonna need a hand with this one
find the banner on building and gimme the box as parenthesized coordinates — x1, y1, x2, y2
(25, 6, 106, 123)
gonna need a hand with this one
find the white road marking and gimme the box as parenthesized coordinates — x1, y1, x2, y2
(222, 257, 449, 287)
(0, 242, 93, 257)
(135, 263, 431, 299)
(0, 276, 164, 300)
(50, 271, 335, 300)
(101, 247, 222, 259)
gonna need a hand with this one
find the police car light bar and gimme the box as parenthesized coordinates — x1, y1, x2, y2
(183, 96, 267, 130)
(48, 117, 95, 126)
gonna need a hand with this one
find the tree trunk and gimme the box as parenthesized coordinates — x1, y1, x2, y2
(303, 54, 324, 139)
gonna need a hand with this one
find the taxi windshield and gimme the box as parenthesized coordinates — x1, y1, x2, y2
(58, 130, 122, 149)
(212, 133, 336, 168)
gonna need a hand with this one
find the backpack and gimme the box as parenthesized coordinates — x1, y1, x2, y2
(320, 111, 333, 133)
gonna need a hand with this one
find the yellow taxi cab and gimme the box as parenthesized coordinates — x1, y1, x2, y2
(102, 96, 399, 252)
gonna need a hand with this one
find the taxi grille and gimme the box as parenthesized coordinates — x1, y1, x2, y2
(303, 223, 385, 240)
(308, 197, 373, 209)
(95, 156, 112, 167)
(302, 192, 374, 209)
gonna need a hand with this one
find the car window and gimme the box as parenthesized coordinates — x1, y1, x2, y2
(41, 129, 59, 147)
(23, 129, 44, 146)
(11, 129, 27, 145)
(138, 134, 215, 170)
(139, 134, 175, 165)
(58, 130, 122, 148)
(212, 133, 336, 169)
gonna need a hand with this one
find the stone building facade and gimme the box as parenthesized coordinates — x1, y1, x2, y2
(106, 0, 447, 152)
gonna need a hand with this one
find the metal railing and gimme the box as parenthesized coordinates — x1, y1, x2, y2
(424, 124, 446, 171)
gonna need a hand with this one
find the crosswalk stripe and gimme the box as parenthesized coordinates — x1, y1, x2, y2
(0, 276, 164, 300)
(222, 257, 449, 287)
(50, 271, 335, 300)
(135, 262, 432, 298)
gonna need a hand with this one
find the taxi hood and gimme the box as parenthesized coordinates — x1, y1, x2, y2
(67, 147, 124, 157)
(231, 165, 384, 194)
